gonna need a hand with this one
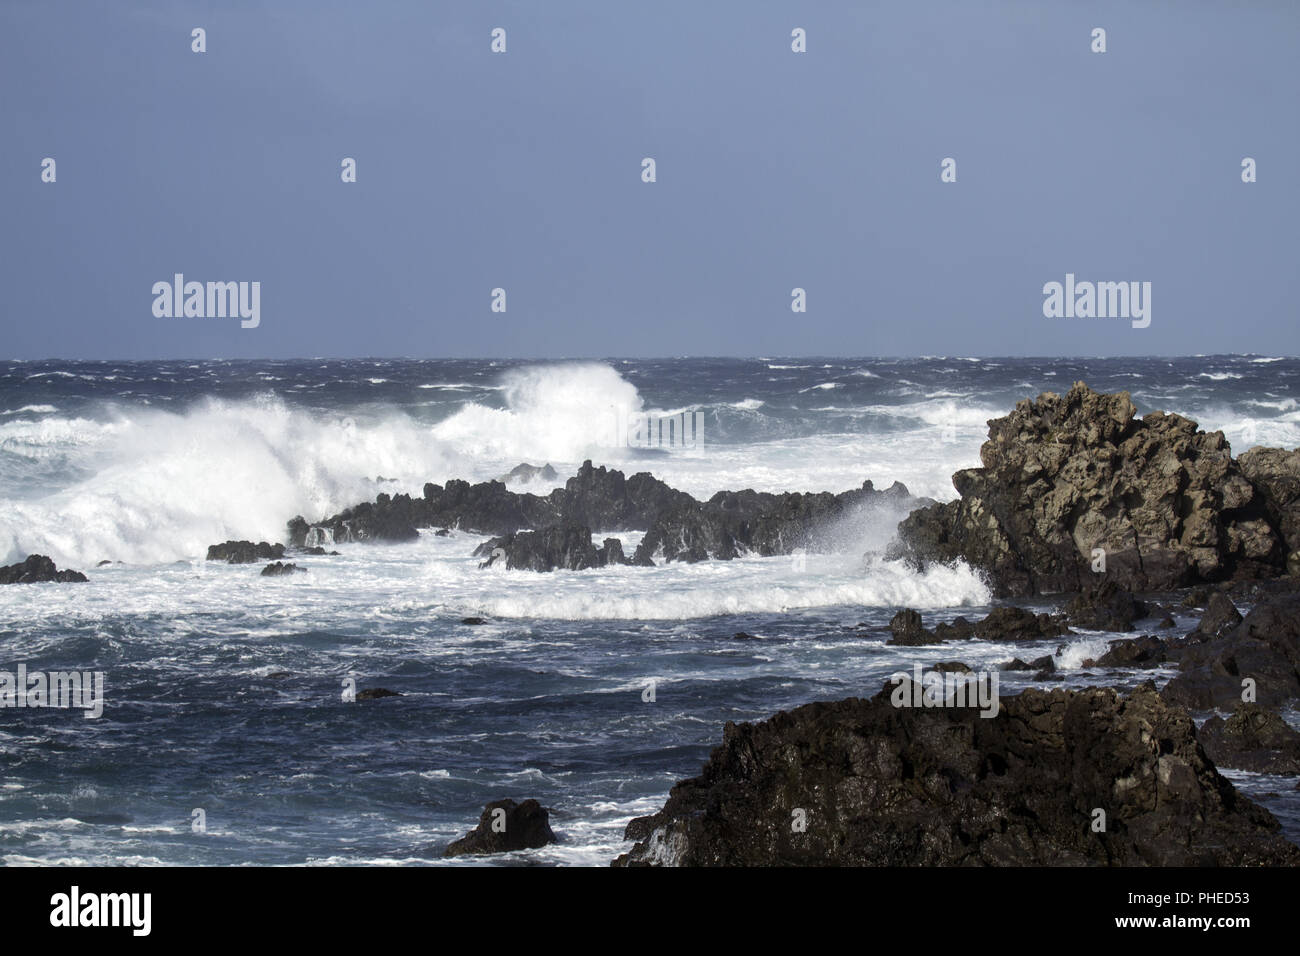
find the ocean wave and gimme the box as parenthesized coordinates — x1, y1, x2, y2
(429, 362, 647, 462)
(0, 395, 454, 566)
(468, 558, 991, 620)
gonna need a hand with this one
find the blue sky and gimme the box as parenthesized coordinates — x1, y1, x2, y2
(2, 0, 1297, 359)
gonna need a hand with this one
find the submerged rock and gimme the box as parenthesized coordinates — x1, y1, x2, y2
(0, 554, 88, 584)
(355, 687, 401, 700)
(260, 562, 304, 577)
(613, 683, 1299, 866)
(443, 798, 556, 857)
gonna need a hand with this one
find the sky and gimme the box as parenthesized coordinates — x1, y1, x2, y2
(1, 0, 1298, 360)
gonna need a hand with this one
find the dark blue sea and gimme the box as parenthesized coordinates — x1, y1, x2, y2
(1, 355, 1297, 863)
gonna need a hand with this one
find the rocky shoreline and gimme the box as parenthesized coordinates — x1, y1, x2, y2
(612, 682, 1300, 866)
(8, 380, 1300, 865)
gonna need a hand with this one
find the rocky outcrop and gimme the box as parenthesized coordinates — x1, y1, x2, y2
(473, 524, 630, 572)
(289, 462, 687, 547)
(1198, 703, 1300, 775)
(1238, 447, 1300, 574)
(884, 606, 1070, 646)
(0, 554, 88, 584)
(206, 540, 286, 564)
(613, 683, 1300, 866)
(287, 462, 927, 570)
(260, 561, 304, 577)
(443, 798, 556, 857)
(1162, 593, 1300, 711)
(890, 383, 1284, 597)
(633, 480, 919, 565)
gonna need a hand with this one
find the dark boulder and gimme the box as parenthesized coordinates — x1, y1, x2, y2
(972, 606, 1070, 642)
(443, 798, 556, 857)
(355, 687, 402, 700)
(1096, 635, 1169, 668)
(933, 616, 975, 641)
(1162, 593, 1300, 710)
(613, 683, 1299, 866)
(1192, 592, 1243, 639)
(1000, 655, 1055, 672)
(1064, 581, 1147, 632)
(886, 609, 942, 646)
(260, 562, 304, 577)
(1198, 703, 1300, 775)
(207, 540, 285, 564)
(475, 524, 602, 572)
(0, 554, 88, 584)
(598, 538, 629, 566)
(888, 607, 1068, 646)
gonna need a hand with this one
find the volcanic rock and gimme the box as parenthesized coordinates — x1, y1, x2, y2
(1198, 703, 1300, 775)
(613, 683, 1299, 866)
(443, 798, 556, 857)
(207, 540, 286, 564)
(1096, 635, 1169, 668)
(890, 383, 1285, 596)
(0, 554, 88, 584)
(1162, 593, 1300, 710)
(1064, 582, 1148, 632)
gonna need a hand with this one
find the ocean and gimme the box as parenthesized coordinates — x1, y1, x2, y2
(1, 355, 1298, 864)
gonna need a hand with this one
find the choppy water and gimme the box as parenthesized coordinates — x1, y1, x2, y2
(1, 356, 1297, 864)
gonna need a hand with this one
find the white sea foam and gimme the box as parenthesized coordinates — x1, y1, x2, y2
(428, 362, 646, 463)
(0, 396, 453, 566)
